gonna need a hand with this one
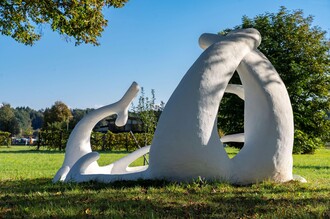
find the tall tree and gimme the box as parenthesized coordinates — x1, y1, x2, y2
(15, 107, 33, 136)
(0, 103, 20, 135)
(30, 109, 44, 130)
(131, 88, 158, 146)
(0, 0, 128, 46)
(136, 88, 157, 134)
(218, 7, 330, 153)
(69, 108, 93, 129)
(43, 101, 72, 129)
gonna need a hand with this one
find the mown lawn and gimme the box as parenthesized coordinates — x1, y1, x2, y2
(0, 146, 329, 218)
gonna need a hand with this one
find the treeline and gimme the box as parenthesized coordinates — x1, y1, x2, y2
(0, 88, 162, 151)
(0, 86, 162, 138)
(0, 100, 159, 152)
(0, 102, 97, 137)
(0, 102, 115, 140)
(0, 104, 43, 137)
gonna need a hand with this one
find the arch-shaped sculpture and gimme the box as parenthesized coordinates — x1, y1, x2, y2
(53, 28, 305, 185)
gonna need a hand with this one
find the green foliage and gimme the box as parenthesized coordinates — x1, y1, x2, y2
(217, 81, 244, 148)
(0, 130, 11, 146)
(43, 101, 72, 130)
(218, 7, 330, 153)
(90, 131, 153, 151)
(132, 87, 162, 147)
(0, 103, 19, 135)
(14, 107, 33, 136)
(39, 129, 152, 151)
(0, 146, 329, 218)
(0, 0, 129, 45)
(0, 104, 44, 136)
(29, 109, 44, 130)
(293, 130, 322, 154)
(16, 106, 44, 130)
(134, 88, 157, 134)
(39, 125, 70, 151)
(69, 108, 93, 129)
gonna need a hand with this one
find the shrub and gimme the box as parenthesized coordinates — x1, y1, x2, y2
(293, 130, 322, 154)
(0, 131, 11, 146)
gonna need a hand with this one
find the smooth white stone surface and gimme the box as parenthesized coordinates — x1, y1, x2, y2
(54, 28, 300, 185)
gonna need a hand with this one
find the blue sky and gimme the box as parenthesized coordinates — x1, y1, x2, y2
(1, 0, 329, 110)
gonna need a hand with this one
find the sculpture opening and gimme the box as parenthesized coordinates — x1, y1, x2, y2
(53, 28, 306, 185)
(218, 74, 245, 157)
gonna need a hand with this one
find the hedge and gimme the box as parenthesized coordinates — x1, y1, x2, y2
(38, 130, 70, 151)
(38, 130, 152, 151)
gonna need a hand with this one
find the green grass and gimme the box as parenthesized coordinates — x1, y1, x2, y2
(0, 146, 329, 218)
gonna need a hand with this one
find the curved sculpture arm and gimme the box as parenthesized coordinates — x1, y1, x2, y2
(64, 148, 151, 183)
(225, 84, 245, 100)
(111, 146, 150, 174)
(199, 29, 261, 50)
(231, 49, 294, 184)
(53, 82, 140, 182)
(221, 133, 245, 143)
(64, 152, 101, 182)
(149, 28, 261, 180)
(199, 33, 225, 50)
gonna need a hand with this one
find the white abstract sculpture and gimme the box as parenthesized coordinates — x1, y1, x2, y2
(53, 28, 305, 185)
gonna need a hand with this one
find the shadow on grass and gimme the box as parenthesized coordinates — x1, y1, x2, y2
(0, 150, 64, 154)
(0, 178, 329, 218)
(1, 177, 329, 194)
(0, 178, 172, 193)
(294, 165, 330, 170)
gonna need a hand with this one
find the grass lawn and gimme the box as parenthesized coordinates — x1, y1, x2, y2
(0, 146, 329, 218)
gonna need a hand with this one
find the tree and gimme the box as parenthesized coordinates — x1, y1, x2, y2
(69, 108, 93, 129)
(42, 101, 72, 150)
(132, 88, 158, 146)
(137, 88, 157, 134)
(14, 106, 44, 136)
(15, 107, 33, 136)
(43, 101, 72, 130)
(218, 7, 330, 153)
(0, 131, 11, 146)
(0, 0, 128, 46)
(0, 103, 20, 135)
(30, 109, 44, 130)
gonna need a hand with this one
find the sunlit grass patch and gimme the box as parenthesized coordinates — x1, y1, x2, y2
(0, 146, 329, 218)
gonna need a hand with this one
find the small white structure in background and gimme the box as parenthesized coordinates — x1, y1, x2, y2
(53, 28, 306, 185)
